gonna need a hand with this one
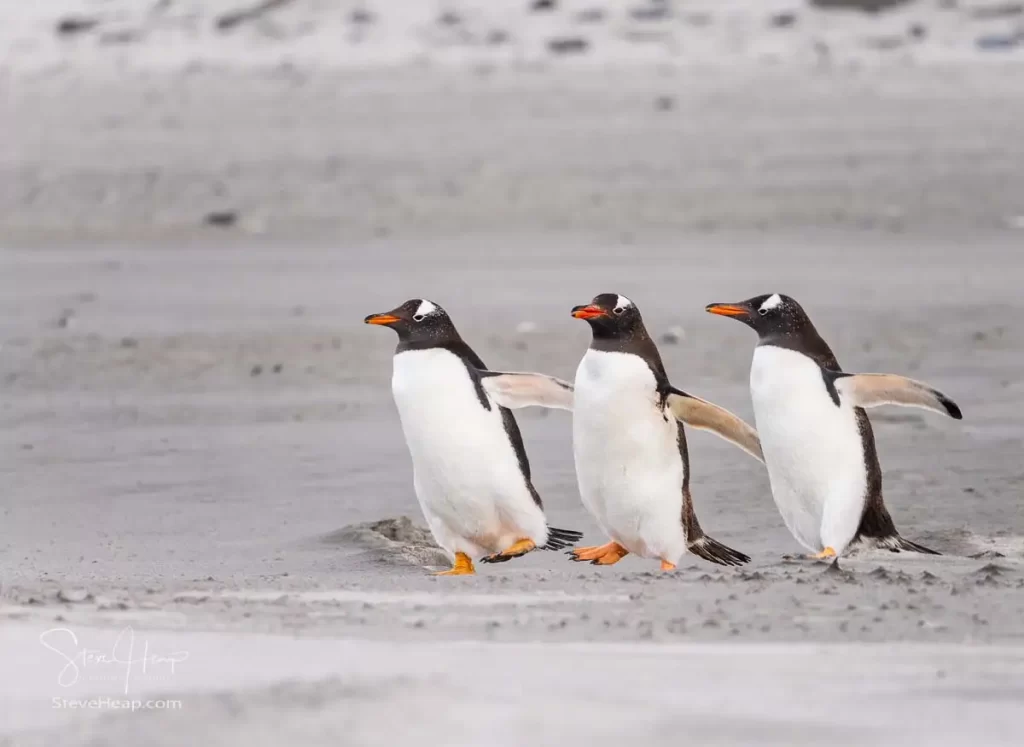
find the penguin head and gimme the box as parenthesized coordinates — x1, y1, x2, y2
(364, 299, 459, 343)
(571, 293, 647, 340)
(705, 293, 810, 337)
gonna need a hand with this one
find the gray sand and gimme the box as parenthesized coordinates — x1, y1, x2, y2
(3, 63, 1024, 744)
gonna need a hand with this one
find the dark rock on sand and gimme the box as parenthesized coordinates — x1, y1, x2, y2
(576, 8, 606, 23)
(809, 0, 913, 12)
(968, 2, 1023, 20)
(976, 34, 1021, 50)
(216, 0, 295, 32)
(548, 37, 590, 55)
(438, 11, 462, 27)
(770, 12, 799, 28)
(653, 96, 675, 112)
(99, 29, 146, 45)
(487, 29, 511, 46)
(349, 8, 375, 25)
(55, 16, 100, 36)
(205, 209, 239, 227)
(630, 4, 672, 22)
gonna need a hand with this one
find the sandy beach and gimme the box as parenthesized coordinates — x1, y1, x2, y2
(4, 1, 1024, 743)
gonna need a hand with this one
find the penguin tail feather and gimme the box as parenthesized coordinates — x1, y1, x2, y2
(875, 534, 941, 555)
(687, 535, 751, 567)
(542, 527, 585, 551)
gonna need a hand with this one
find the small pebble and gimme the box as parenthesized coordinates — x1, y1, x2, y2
(55, 16, 99, 36)
(204, 210, 238, 228)
(548, 37, 589, 55)
(654, 96, 674, 112)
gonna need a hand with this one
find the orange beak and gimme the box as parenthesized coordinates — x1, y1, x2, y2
(572, 304, 608, 320)
(364, 313, 401, 326)
(705, 303, 751, 318)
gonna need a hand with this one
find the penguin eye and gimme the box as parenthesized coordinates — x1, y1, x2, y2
(613, 307, 625, 316)
(413, 314, 425, 322)
(758, 308, 769, 317)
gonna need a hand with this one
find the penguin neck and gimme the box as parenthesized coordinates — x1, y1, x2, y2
(758, 319, 839, 369)
(396, 328, 486, 368)
(590, 324, 669, 387)
(590, 320, 652, 350)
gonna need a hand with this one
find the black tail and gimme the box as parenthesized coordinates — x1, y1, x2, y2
(542, 527, 584, 551)
(687, 535, 750, 567)
(855, 488, 941, 555)
(874, 534, 941, 555)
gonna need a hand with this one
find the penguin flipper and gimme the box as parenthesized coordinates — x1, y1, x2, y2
(477, 371, 574, 411)
(828, 372, 962, 420)
(666, 388, 764, 462)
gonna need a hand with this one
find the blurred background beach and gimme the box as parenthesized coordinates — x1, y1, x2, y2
(3, 3, 1024, 746)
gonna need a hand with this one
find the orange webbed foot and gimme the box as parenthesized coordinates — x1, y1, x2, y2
(434, 552, 475, 576)
(807, 546, 837, 561)
(481, 538, 537, 563)
(568, 541, 629, 566)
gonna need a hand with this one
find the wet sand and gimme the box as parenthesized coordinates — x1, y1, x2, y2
(3, 65, 1024, 744)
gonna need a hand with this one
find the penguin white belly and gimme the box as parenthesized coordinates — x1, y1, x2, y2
(572, 350, 686, 561)
(391, 349, 546, 557)
(750, 346, 867, 554)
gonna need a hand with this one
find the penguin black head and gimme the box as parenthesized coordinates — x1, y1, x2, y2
(571, 293, 647, 341)
(364, 298, 460, 345)
(705, 294, 812, 339)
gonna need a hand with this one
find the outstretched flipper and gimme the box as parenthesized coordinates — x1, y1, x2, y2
(666, 387, 764, 462)
(827, 371, 962, 419)
(478, 371, 574, 410)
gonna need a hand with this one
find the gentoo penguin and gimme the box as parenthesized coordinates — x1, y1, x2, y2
(365, 299, 582, 575)
(564, 294, 760, 569)
(706, 294, 962, 559)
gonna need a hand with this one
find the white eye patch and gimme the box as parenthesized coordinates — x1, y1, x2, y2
(414, 299, 438, 318)
(759, 294, 782, 313)
(614, 295, 632, 312)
